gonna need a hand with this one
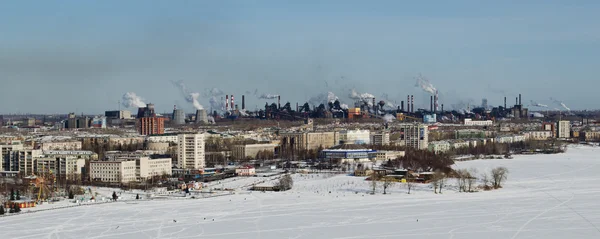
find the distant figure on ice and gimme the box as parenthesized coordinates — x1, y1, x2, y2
(112, 191, 118, 201)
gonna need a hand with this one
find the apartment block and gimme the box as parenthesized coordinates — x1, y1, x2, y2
(177, 134, 205, 170)
(232, 144, 277, 160)
(397, 123, 429, 150)
(90, 160, 137, 183)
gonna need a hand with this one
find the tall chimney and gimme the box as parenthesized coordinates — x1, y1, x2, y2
(516, 97, 518, 106)
(278, 96, 281, 109)
(231, 95, 235, 111)
(430, 95, 433, 112)
(407, 95, 410, 113)
(411, 95, 414, 113)
(504, 97, 507, 108)
(434, 90, 439, 113)
(401, 101, 404, 112)
(372, 98, 376, 111)
(519, 94, 522, 105)
(296, 102, 299, 112)
(441, 104, 444, 112)
(242, 95, 245, 110)
(226, 95, 229, 111)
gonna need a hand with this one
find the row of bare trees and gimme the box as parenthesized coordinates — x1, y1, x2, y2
(384, 149, 455, 173)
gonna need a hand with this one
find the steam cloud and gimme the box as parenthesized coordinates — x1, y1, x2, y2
(122, 92, 146, 108)
(415, 74, 437, 94)
(171, 80, 204, 110)
(530, 100, 548, 108)
(383, 114, 395, 123)
(258, 93, 279, 99)
(550, 97, 571, 111)
(349, 89, 375, 106)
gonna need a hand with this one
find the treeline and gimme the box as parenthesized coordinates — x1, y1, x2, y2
(451, 139, 567, 156)
(384, 149, 454, 173)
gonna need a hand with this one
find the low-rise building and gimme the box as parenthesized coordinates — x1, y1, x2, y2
(235, 166, 256, 176)
(428, 141, 451, 154)
(90, 160, 137, 183)
(39, 141, 82, 151)
(450, 140, 470, 149)
(369, 151, 405, 161)
(524, 131, 553, 140)
(464, 119, 493, 126)
(231, 144, 277, 160)
(138, 157, 172, 179)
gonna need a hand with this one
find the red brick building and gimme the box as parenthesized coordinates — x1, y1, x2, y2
(137, 117, 165, 135)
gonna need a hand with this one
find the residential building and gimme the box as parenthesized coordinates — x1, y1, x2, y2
(90, 160, 137, 183)
(524, 131, 553, 140)
(137, 117, 165, 135)
(138, 157, 172, 179)
(455, 129, 486, 139)
(1, 142, 23, 171)
(337, 130, 370, 145)
(464, 119, 493, 126)
(39, 141, 82, 151)
(35, 156, 85, 181)
(397, 123, 429, 150)
(232, 144, 277, 160)
(557, 120, 570, 139)
(235, 166, 256, 176)
(370, 132, 390, 146)
(369, 151, 405, 161)
(147, 134, 179, 143)
(450, 140, 470, 150)
(43, 150, 98, 161)
(177, 134, 206, 170)
(280, 131, 336, 151)
(428, 141, 451, 154)
(16, 149, 43, 175)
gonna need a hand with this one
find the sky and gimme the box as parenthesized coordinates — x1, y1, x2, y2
(1, 0, 599, 114)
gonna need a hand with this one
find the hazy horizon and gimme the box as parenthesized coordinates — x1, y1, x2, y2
(1, 1, 599, 114)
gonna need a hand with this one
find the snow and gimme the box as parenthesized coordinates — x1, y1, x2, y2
(2, 145, 600, 238)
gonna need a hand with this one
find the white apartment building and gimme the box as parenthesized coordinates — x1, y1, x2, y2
(398, 123, 429, 150)
(369, 151, 405, 161)
(557, 120, 571, 139)
(138, 157, 172, 178)
(147, 134, 179, 143)
(428, 141, 451, 154)
(464, 118, 493, 126)
(337, 130, 371, 145)
(35, 156, 85, 180)
(177, 134, 205, 170)
(90, 160, 137, 183)
(40, 141, 82, 151)
(370, 132, 390, 146)
(524, 131, 553, 140)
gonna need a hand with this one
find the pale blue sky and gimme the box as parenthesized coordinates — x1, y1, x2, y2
(1, 0, 599, 114)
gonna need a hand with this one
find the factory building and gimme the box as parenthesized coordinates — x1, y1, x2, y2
(105, 110, 132, 119)
(177, 134, 206, 170)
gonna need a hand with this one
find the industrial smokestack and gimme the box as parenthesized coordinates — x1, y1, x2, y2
(519, 94, 522, 105)
(411, 95, 414, 113)
(401, 101, 404, 112)
(516, 97, 518, 106)
(231, 95, 235, 111)
(278, 96, 281, 109)
(504, 97, 507, 108)
(441, 104, 444, 112)
(434, 90, 439, 113)
(406, 96, 410, 113)
(226, 95, 229, 111)
(430, 96, 433, 112)
(296, 102, 299, 112)
(242, 95, 245, 110)
(372, 98, 376, 111)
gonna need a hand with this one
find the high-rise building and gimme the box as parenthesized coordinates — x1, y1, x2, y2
(557, 120, 570, 139)
(398, 123, 429, 150)
(1, 142, 23, 171)
(16, 148, 43, 175)
(370, 132, 390, 146)
(177, 134, 205, 170)
(137, 117, 165, 135)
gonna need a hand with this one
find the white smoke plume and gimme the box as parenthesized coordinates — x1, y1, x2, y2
(531, 112, 544, 118)
(383, 114, 395, 123)
(203, 87, 224, 98)
(340, 104, 349, 110)
(530, 100, 548, 108)
(415, 74, 437, 94)
(209, 96, 224, 111)
(327, 92, 338, 103)
(258, 93, 279, 99)
(171, 80, 204, 110)
(121, 92, 146, 108)
(309, 91, 340, 106)
(207, 116, 216, 124)
(550, 97, 571, 111)
(349, 89, 375, 106)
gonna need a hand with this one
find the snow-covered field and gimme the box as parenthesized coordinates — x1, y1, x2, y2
(2, 145, 600, 238)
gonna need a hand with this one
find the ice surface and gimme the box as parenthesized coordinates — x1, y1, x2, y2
(2, 145, 600, 238)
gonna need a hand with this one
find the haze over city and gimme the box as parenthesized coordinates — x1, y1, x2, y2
(2, 0, 600, 114)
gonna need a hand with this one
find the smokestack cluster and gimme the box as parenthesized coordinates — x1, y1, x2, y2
(242, 95, 245, 110)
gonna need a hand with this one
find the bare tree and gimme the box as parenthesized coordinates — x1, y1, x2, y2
(370, 172, 380, 195)
(480, 172, 491, 190)
(382, 176, 394, 194)
(466, 168, 478, 192)
(491, 167, 509, 189)
(406, 173, 415, 194)
(455, 169, 467, 192)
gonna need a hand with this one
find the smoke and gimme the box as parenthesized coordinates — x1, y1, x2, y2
(383, 114, 395, 123)
(209, 96, 224, 111)
(530, 100, 548, 108)
(202, 87, 224, 98)
(309, 91, 340, 106)
(349, 89, 375, 106)
(239, 109, 249, 116)
(258, 93, 279, 99)
(531, 112, 544, 118)
(171, 80, 204, 110)
(340, 104, 349, 110)
(415, 74, 437, 95)
(550, 97, 571, 111)
(380, 93, 396, 109)
(207, 116, 216, 124)
(327, 92, 338, 103)
(121, 92, 146, 108)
